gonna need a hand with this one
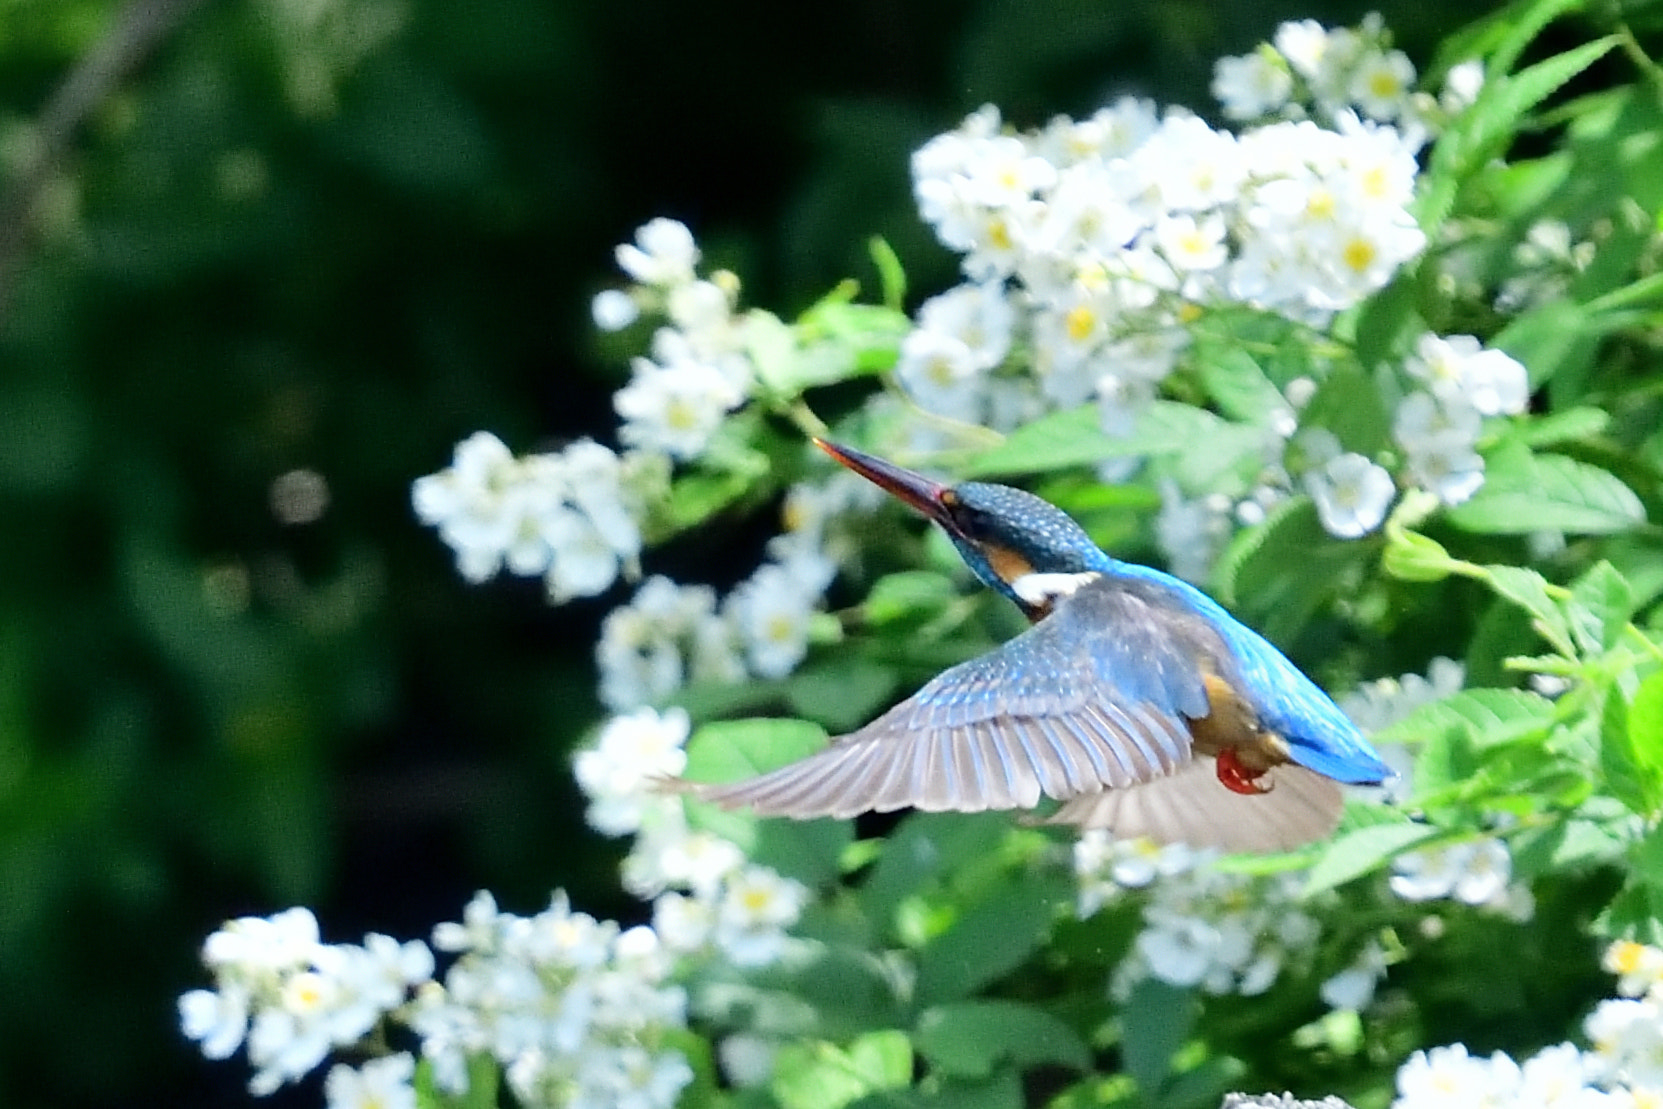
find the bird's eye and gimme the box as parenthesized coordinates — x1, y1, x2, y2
(954, 505, 993, 540)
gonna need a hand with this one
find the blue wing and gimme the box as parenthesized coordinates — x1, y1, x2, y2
(1102, 562, 1393, 784)
(683, 575, 1229, 818)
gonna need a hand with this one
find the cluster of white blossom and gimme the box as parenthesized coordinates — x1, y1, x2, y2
(1389, 837, 1535, 920)
(595, 474, 863, 711)
(1073, 837, 1329, 1000)
(178, 908, 434, 1098)
(603, 219, 755, 460)
(412, 891, 693, 1109)
(411, 431, 644, 601)
(574, 707, 810, 970)
(1392, 940, 1663, 1107)
(1213, 14, 1436, 129)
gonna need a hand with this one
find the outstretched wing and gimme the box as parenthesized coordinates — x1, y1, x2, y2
(681, 576, 1237, 819)
(1044, 759, 1343, 852)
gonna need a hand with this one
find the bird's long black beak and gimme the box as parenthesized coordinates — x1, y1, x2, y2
(813, 438, 954, 526)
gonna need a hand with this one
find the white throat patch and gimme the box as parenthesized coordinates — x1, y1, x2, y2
(1011, 571, 1100, 607)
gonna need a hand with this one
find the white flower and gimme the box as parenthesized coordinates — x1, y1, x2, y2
(715, 865, 808, 967)
(895, 327, 985, 421)
(1349, 49, 1417, 120)
(591, 289, 639, 331)
(180, 985, 250, 1060)
(615, 353, 745, 460)
(1587, 997, 1663, 1091)
(1153, 212, 1229, 272)
(1306, 451, 1395, 538)
(1390, 839, 1526, 916)
(1406, 333, 1530, 416)
(1274, 19, 1332, 80)
(1394, 1043, 1522, 1108)
(1606, 941, 1663, 1000)
(1321, 939, 1387, 1011)
(719, 1034, 779, 1088)
(726, 562, 820, 679)
(574, 708, 690, 836)
(1213, 49, 1294, 120)
(325, 1053, 417, 1109)
(1515, 1044, 1598, 1109)
(616, 218, 699, 287)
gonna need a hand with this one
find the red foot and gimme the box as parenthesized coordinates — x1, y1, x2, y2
(1216, 747, 1273, 795)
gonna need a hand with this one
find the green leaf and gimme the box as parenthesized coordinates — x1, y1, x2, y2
(1594, 880, 1663, 946)
(1492, 300, 1596, 389)
(414, 1053, 499, 1109)
(684, 718, 830, 781)
(905, 1071, 1024, 1109)
(1373, 688, 1557, 748)
(771, 1032, 912, 1109)
(1304, 822, 1442, 897)
(1213, 496, 1363, 643)
(915, 872, 1067, 1004)
(915, 1001, 1091, 1078)
(786, 657, 900, 732)
(961, 402, 1222, 477)
(858, 812, 1010, 933)
(1513, 406, 1610, 447)
(1119, 979, 1195, 1096)
(869, 236, 908, 311)
(863, 571, 958, 625)
(1569, 561, 1634, 654)
(1299, 362, 1390, 457)
(1447, 445, 1644, 536)
(1482, 565, 1576, 657)
(1618, 671, 1663, 816)
(1197, 349, 1284, 425)
(1413, 725, 1477, 800)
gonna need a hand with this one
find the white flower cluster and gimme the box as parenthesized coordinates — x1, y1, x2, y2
(1212, 15, 1427, 127)
(412, 891, 693, 1109)
(177, 907, 434, 1097)
(1393, 940, 1663, 1108)
(1389, 837, 1535, 920)
(1073, 836, 1320, 999)
(604, 218, 755, 460)
(574, 707, 810, 969)
(1340, 656, 1464, 803)
(596, 476, 859, 711)
(411, 431, 643, 601)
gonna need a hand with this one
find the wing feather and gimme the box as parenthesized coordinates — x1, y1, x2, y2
(679, 575, 1241, 821)
(1046, 761, 1342, 852)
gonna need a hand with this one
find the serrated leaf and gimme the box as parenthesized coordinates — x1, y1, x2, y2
(1483, 564, 1576, 657)
(1373, 688, 1557, 747)
(1304, 822, 1442, 897)
(1570, 561, 1634, 654)
(915, 1001, 1091, 1078)
(1447, 446, 1643, 536)
(962, 402, 1222, 477)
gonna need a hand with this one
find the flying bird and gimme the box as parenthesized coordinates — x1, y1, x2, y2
(673, 439, 1392, 851)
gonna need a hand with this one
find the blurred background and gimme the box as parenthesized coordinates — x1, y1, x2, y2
(0, 0, 1457, 1104)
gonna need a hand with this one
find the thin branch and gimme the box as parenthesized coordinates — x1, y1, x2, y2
(0, 0, 209, 319)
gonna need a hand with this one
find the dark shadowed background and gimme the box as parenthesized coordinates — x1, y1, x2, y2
(0, 0, 1462, 1104)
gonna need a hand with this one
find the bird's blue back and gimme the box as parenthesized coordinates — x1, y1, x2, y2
(1080, 551, 1391, 785)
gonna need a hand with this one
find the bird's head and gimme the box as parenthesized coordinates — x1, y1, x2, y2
(815, 438, 1105, 617)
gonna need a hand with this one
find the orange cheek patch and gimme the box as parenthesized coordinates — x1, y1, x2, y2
(985, 544, 1034, 587)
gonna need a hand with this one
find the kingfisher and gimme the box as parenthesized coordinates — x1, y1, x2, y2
(675, 438, 1392, 851)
